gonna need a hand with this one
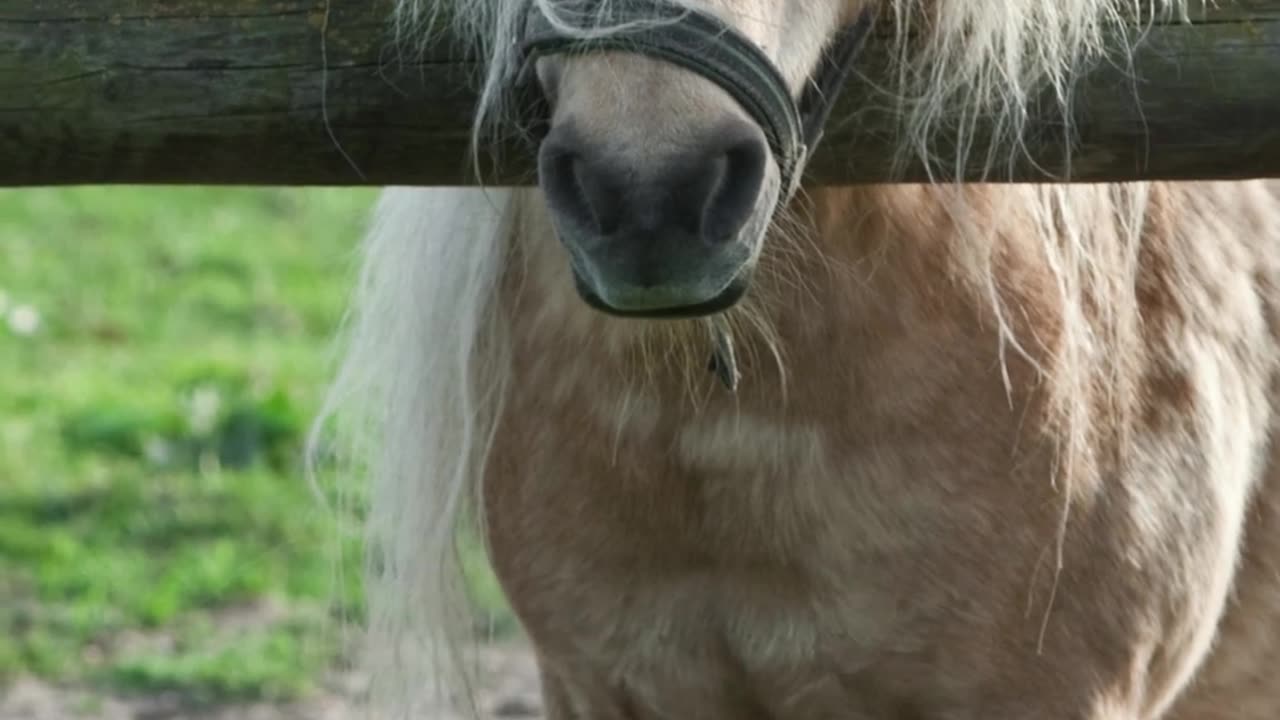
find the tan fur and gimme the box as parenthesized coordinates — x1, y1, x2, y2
(317, 0, 1280, 718)
(484, 181, 1280, 719)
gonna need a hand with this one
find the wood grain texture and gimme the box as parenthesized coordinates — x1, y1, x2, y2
(1, 0, 1277, 186)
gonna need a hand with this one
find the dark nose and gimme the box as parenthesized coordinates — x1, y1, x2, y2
(541, 121, 767, 243)
(537, 119, 769, 316)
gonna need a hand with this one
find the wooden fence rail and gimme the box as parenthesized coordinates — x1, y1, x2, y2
(2, 0, 1279, 186)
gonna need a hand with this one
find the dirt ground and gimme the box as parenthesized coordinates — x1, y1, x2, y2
(0, 642, 543, 720)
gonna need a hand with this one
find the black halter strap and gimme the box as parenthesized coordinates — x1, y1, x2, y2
(514, 0, 876, 200)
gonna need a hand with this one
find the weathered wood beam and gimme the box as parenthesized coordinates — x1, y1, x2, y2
(1, 0, 1278, 187)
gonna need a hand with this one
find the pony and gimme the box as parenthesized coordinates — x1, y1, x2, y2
(312, 0, 1280, 717)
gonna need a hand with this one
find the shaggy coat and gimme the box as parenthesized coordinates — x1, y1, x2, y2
(314, 0, 1280, 717)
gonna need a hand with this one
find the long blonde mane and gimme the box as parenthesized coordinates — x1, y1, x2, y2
(312, 0, 1188, 716)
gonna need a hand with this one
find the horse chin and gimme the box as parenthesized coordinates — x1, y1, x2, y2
(570, 267, 753, 319)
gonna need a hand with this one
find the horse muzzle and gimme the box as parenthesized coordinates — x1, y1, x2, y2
(515, 0, 878, 319)
(538, 120, 768, 317)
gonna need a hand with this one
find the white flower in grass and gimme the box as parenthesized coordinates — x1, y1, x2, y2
(7, 304, 40, 336)
(188, 385, 222, 436)
(143, 435, 173, 466)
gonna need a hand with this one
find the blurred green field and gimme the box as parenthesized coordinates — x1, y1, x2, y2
(0, 187, 510, 705)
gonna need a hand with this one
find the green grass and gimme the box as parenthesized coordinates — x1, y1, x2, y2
(0, 187, 511, 702)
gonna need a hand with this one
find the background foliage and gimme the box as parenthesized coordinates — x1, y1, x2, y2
(0, 187, 510, 705)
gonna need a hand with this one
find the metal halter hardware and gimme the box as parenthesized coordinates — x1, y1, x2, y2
(513, 0, 876, 201)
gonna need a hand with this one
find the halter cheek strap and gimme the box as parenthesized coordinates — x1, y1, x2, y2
(797, 10, 877, 163)
(514, 0, 876, 201)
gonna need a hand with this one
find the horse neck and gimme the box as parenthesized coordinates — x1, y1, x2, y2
(500, 183, 1075, 420)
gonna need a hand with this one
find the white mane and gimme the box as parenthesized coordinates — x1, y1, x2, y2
(311, 1, 1187, 717)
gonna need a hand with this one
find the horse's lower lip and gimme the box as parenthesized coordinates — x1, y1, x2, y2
(571, 270, 751, 319)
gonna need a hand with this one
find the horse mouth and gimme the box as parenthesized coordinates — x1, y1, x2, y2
(570, 267, 752, 319)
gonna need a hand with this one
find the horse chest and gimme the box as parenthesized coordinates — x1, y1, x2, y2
(484, 388, 997, 712)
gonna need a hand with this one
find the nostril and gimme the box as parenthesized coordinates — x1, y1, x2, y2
(539, 139, 622, 236)
(538, 121, 767, 249)
(572, 157, 622, 234)
(701, 133, 768, 244)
